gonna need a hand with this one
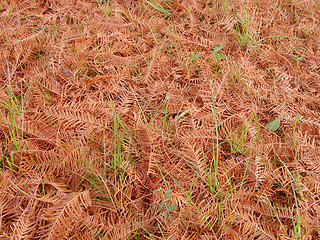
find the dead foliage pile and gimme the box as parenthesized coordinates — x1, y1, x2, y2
(0, 0, 320, 239)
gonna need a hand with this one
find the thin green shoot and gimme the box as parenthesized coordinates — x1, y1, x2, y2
(155, 165, 178, 218)
(107, 99, 130, 137)
(162, 166, 204, 218)
(218, 216, 236, 235)
(224, 171, 234, 199)
(81, 220, 104, 238)
(113, 108, 120, 171)
(156, 162, 204, 218)
(124, 0, 135, 21)
(202, 147, 215, 194)
(115, 173, 130, 207)
(232, 6, 264, 50)
(168, 149, 206, 175)
(0, 59, 26, 170)
(137, 3, 148, 22)
(144, 0, 171, 16)
(156, 162, 169, 190)
(149, 92, 171, 127)
(234, 10, 251, 47)
(20, 14, 35, 20)
(171, 25, 186, 67)
(80, 160, 128, 209)
(293, 116, 303, 201)
(185, 173, 196, 220)
(7, 6, 13, 23)
(169, 147, 230, 201)
(222, 0, 229, 15)
(175, 108, 191, 122)
(257, 35, 307, 43)
(218, 111, 259, 155)
(217, 192, 224, 227)
(108, 99, 134, 206)
(210, 81, 220, 192)
(129, 84, 148, 124)
(129, 33, 148, 65)
(149, 17, 159, 45)
(97, 0, 112, 17)
(130, 83, 171, 128)
(155, 163, 176, 218)
(265, 196, 287, 234)
(136, 221, 156, 240)
(157, 223, 167, 240)
(70, 168, 103, 193)
(235, 112, 259, 195)
(161, 91, 170, 128)
(188, 42, 201, 75)
(273, 148, 302, 239)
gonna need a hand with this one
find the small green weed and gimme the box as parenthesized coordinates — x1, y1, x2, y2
(144, 0, 171, 17)
(212, 45, 226, 60)
(153, 188, 177, 217)
(265, 118, 280, 131)
(0, 59, 27, 169)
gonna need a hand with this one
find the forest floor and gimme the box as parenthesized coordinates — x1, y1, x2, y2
(0, 0, 320, 239)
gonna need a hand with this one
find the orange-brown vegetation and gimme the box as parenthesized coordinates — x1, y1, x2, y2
(0, 0, 320, 239)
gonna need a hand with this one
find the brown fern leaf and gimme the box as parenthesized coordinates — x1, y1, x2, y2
(41, 190, 92, 240)
(12, 199, 37, 240)
(134, 122, 158, 184)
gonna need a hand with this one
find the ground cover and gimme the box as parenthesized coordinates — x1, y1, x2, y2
(0, 0, 320, 239)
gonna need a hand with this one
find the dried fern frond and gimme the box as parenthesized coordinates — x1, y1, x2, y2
(1, 0, 320, 238)
(41, 190, 92, 240)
